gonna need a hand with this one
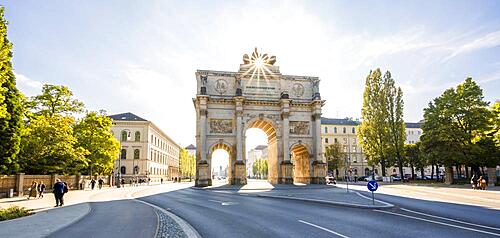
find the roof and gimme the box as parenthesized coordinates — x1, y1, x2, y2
(254, 145, 268, 150)
(321, 117, 360, 126)
(109, 112, 147, 121)
(405, 122, 422, 129)
(185, 144, 196, 150)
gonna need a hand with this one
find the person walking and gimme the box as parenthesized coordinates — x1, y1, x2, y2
(27, 181, 38, 200)
(90, 179, 96, 190)
(479, 176, 487, 190)
(98, 178, 104, 189)
(471, 174, 477, 190)
(53, 179, 66, 207)
(38, 181, 46, 199)
(160, 178, 163, 184)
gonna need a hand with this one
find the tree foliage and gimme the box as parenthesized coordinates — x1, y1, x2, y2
(74, 111, 120, 175)
(179, 148, 195, 180)
(252, 159, 268, 179)
(324, 142, 345, 173)
(18, 115, 87, 174)
(0, 7, 24, 174)
(358, 69, 405, 176)
(27, 84, 84, 117)
(421, 77, 498, 179)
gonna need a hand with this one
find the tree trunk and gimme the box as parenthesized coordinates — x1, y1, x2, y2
(420, 167, 425, 180)
(481, 166, 485, 175)
(381, 159, 386, 176)
(431, 165, 434, 180)
(456, 164, 461, 179)
(411, 163, 415, 180)
(436, 164, 440, 182)
(397, 155, 404, 183)
(465, 166, 469, 179)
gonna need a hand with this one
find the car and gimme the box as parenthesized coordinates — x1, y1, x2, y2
(357, 175, 369, 181)
(325, 176, 336, 185)
(391, 176, 402, 181)
(364, 176, 382, 182)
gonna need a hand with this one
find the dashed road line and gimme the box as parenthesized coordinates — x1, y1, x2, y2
(373, 209, 500, 237)
(298, 220, 350, 238)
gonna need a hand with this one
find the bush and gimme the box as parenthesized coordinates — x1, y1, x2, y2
(0, 206, 33, 221)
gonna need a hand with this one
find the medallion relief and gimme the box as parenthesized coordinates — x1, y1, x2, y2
(292, 83, 305, 97)
(210, 119, 233, 134)
(214, 79, 228, 94)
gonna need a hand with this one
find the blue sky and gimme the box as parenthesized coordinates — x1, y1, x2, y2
(3, 1, 500, 153)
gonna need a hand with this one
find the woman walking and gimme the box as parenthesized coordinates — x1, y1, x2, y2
(27, 181, 38, 200)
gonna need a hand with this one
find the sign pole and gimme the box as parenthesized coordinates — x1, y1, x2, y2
(372, 191, 374, 205)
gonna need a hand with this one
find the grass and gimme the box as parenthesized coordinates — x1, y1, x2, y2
(0, 206, 33, 221)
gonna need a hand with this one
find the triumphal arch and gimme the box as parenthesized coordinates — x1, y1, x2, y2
(194, 48, 326, 187)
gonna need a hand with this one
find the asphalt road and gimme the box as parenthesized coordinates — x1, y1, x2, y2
(47, 186, 500, 238)
(138, 188, 500, 238)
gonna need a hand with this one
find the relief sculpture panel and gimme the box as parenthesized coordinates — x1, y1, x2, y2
(210, 119, 233, 134)
(289, 121, 309, 135)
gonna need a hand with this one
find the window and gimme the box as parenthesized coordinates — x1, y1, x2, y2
(151, 135, 153, 142)
(352, 138, 356, 144)
(334, 138, 338, 143)
(120, 166, 126, 175)
(134, 166, 139, 174)
(334, 127, 337, 133)
(352, 127, 355, 134)
(352, 146, 357, 153)
(343, 138, 347, 144)
(121, 149, 127, 160)
(135, 131, 141, 142)
(353, 156, 357, 163)
(134, 149, 140, 159)
(324, 127, 328, 133)
(121, 131, 128, 142)
(343, 127, 346, 133)
(343, 146, 347, 152)
(325, 138, 329, 143)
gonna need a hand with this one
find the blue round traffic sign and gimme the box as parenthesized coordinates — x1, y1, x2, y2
(367, 180, 378, 192)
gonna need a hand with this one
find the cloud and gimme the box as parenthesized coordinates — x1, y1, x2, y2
(444, 30, 500, 62)
(15, 72, 43, 89)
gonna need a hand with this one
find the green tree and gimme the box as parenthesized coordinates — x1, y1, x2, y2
(384, 72, 406, 181)
(28, 84, 84, 117)
(358, 69, 391, 176)
(74, 111, 120, 175)
(324, 142, 345, 176)
(252, 159, 268, 179)
(179, 148, 196, 181)
(421, 78, 494, 182)
(0, 7, 24, 174)
(491, 101, 500, 147)
(18, 115, 87, 174)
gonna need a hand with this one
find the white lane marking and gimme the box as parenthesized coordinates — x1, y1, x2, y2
(400, 208, 500, 231)
(208, 199, 237, 206)
(208, 199, 222, 203)
(374, 210, 500, 237)
(298, 220, 350, 238)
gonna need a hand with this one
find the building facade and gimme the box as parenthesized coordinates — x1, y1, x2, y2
(110, 112, 180, 183)
(321, 117, 431, 178)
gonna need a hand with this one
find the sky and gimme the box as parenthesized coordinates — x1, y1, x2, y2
(3, 1, 500, 166)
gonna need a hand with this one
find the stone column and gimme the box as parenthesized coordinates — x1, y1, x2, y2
(233, 96, 246, 185)
(196, 96, 211, 187)
(312, 100, 326, 184)
(16, 173, 25, 197)
(280, 98, 293, 184)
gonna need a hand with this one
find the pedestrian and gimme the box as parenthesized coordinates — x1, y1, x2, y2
(98, 178, 104, 189)
(147, 177, 151, 185)
(53, 179, 66, 207)
(479, 176, 487, 190)
(90, 179, 96, 190)
(121, 178, 125, 187)
(160, 178, 163, 184)
(38, 181, 46, 199)
(471, 174, 477, 190)
(27, 181, 38, 200)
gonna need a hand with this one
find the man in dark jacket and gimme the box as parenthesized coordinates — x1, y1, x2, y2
(53, 179, 66, 207)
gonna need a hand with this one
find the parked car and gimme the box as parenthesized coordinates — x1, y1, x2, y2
(357, 175, 369, 181)
(391, 176, 402, 181)
(364, 176, 382, 182)
(325, 176, 336, 185)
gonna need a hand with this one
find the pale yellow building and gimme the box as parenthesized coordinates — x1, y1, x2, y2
(110, 112, 180, 183)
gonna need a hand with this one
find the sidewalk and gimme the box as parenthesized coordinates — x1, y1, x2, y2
(336, 182, 500, 210)
(0, 182, 194, 238)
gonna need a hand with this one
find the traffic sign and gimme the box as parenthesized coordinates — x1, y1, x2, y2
(367, 180, 378, 192)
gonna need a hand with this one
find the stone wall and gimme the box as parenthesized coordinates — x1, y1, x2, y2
(0, 174, 112, 198)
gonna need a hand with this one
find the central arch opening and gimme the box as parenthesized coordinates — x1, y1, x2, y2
(245, 119, 279, 184)
(210, 143, 232, 185)
(291, 144, 311, 184)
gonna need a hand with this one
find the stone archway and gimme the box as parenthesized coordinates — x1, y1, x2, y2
(244, 118, 279, 184)
(208, 142, 234, 184)
(194, 48, 326, 187)
(290, 143, 312, 184)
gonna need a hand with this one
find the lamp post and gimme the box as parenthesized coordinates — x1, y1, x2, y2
(117, 150, 122, 188)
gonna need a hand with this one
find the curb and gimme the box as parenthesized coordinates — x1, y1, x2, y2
(250, 194, 394, 209)
(136, 199, 201, 238)
(190, 185, 338, 191)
